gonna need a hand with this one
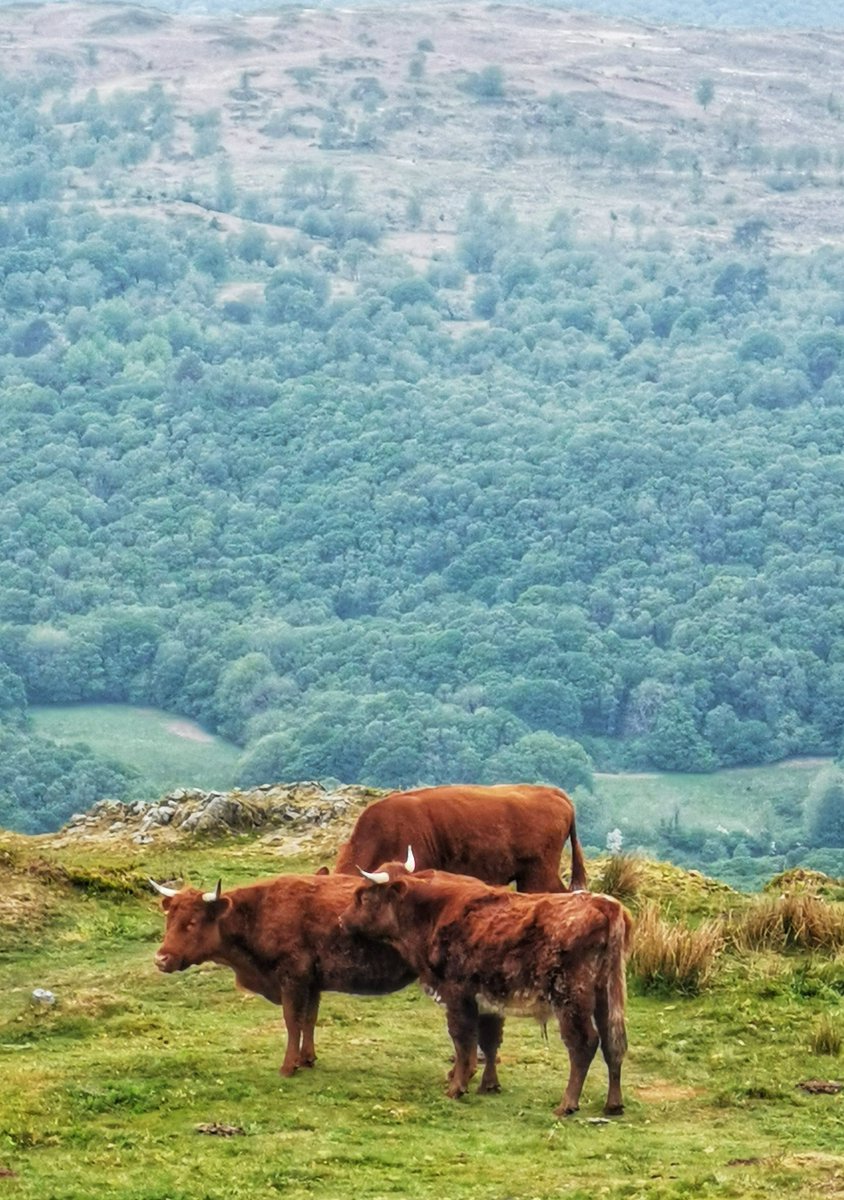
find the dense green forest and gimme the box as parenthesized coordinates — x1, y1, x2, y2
(0, 5, 843, 861)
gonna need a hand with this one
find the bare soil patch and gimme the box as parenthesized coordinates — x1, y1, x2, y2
(165, 720, 214, 744)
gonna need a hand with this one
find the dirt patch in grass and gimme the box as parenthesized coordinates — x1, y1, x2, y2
(634, 1080, 703, 1102)
(0, 867, 56, 934)
(164, 720, 215, 744)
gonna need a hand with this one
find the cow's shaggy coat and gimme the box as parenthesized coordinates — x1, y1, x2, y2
(342, 867, 631, 1116)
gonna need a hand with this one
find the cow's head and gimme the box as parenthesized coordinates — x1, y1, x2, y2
(341, 847, 417, 941)
(150, 879, 231, 973)
(342, 874, 410, 942)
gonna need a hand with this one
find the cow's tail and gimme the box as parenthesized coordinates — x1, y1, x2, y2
(568, 811, 588, 892)
(604, 901, 631, 1065)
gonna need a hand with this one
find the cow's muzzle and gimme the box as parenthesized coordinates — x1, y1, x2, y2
(154, 951, 184, 973)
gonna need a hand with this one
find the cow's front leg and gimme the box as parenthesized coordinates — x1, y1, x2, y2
(445, 994, 479, 1099)
(280, 983, 310, 1076)
(297, 985, 321, 1069)
(477, 1013, 504, 1094)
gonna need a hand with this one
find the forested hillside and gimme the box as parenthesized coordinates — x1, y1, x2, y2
(1, 3, 844, 837)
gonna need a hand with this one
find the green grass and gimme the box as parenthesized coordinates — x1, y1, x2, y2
(595, 760, 824, 837)
(2, 839, 843, 1200)
(30, 704, 242, 797)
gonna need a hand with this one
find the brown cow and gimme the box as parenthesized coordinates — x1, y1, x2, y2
(334, 783, 587, 892)
(341, 863, 631, 1117)
(151, 874, 415, 1077)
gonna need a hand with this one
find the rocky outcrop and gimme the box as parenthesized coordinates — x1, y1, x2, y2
(55, 781, 387, 850)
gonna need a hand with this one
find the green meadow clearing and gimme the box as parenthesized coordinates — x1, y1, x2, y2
(30, 705, 241, 798)
(595, 760, 825, 840)
(1, 835, 842, 1200)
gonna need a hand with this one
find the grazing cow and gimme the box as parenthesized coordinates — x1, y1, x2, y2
(151, 874, 415, 1077)
(341, 863, 631, 1117)
(334, 784, 587, 892)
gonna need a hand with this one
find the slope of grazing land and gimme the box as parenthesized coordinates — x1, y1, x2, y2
(1, 831, 843, 1200)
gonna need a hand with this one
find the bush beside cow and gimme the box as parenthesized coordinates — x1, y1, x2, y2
(333, 783, 587, 893)
(341, 862, 632, 1117)
(150, 873, 415, 1076)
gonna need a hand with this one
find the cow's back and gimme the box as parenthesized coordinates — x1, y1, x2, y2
(334, 784, 575, 888)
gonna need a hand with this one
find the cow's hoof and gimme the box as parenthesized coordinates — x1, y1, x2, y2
(553, 1104, 579, 1118)
(604, 1103, 624, 1117)
(297, 1056, 316, 1069)
(478, 1081, 501, 1095)
(446, 1084, 467, 1100)
(279, 1063, 298, 1077)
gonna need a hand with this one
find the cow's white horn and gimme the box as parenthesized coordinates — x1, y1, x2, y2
(405, 846, 415, 873)
(202, 879, 223, 903)
(149, 878, 179, 898)
(358, 868, 390, 884)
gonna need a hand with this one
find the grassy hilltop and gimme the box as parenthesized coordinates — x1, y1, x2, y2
(1, 813, 843, 1200)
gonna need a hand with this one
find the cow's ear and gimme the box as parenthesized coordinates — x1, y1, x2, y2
(389, 878, 409, 899)
(161, 896, 173, 912)
(205, 895, 232, 920)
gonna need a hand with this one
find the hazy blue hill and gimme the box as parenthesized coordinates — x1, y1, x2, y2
(0, 0, 841, 28)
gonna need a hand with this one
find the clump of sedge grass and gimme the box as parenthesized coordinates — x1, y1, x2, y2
(594, 854, 641, 904)
(809, 1013, 843, 1057)
(727, 893, 844, 954)
(629, 903, 724, 996)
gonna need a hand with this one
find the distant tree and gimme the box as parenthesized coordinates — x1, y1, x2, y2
(462, 66, 506, 101)
(482, 732, 594, 792)
(696, 78, 715, 110)
(733, 217, 771, 249)
(644, 700, 715, 772)
(805, 768, 844, 847)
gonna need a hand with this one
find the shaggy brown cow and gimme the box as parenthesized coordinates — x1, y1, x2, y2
(341, 864, 631, 1117)
(334, 783, 587, 892)
(151, 874, 415, 1077)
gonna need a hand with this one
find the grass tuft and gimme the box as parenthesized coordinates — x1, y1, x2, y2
(594, 853, 642, 904)
(727, 893, 844, 954)
(809, 1013, 843, 1057)
(629, 903, 724, 996)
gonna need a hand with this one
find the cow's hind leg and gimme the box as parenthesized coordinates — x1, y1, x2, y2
(298, 985, 321, 1069)
(515, 859, 564, 894)
(445, 995, 479, 1099)
(594, 987, 625, 1115)
(553, 988, 600, 1118)
(477, 1014, 504, 1094)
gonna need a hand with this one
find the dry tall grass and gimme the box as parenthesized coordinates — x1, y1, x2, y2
(629, 903, 724, 996)
(594, 854, 642, 904)
(809, 1013, 843, 1057)
(727, 893, 844, 954)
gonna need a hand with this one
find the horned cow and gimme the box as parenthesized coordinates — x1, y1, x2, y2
(151, 874, 415, 1077)
(341, 863, 632, 1117)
